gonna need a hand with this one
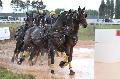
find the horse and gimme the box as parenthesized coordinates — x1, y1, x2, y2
(58, 7, 87, 75)
(11, 12, 34, 63)
(46, 6, 87, 75)
(17, 12, 47, 65)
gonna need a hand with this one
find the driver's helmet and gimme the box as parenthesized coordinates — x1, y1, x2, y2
(50, 11, 56, 16)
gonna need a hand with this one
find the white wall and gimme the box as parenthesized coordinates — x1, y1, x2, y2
(95, 29, 120, 63)
(0, 27, 10, 40)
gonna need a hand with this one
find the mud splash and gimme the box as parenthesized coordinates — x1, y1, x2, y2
(0, 41, 94, 79)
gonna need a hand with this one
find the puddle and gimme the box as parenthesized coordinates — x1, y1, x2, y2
(73, 48, 94, 54)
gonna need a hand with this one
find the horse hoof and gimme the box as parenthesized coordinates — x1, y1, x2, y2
(17, 61, 22, 65)
(59, 61, 67, 68)
(51, 74, 55, 79)
(51, 70, 55, 74)
(29, 63, 33, 66)
(11, 58, 14, 63)
(39, 63, 44, 66)
(28, 61, 34, 66)
(69, 70, 75, 75)
(59, 61, 64, 68)
(29, 62, 33, 66)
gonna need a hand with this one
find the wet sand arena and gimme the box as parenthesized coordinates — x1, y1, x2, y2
(0, 40, 94, 79)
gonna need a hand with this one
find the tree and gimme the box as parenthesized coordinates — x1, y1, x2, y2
(106, 0, 111, 18)
(110, 0, 114, 19)
(115, 0, 120, 19)
(19, 1, 26, 12)
(55, 8, 65, 15)
(31, 0, 37, 10)
(11, 0, 32, 12)
(0, 0, 2, 7)
(11, 0, 22, 12)
(26, 0, 30, 11)
(11, 0, 21, 8)
(44, 9, 50, 15)
(99, 0, 106, 19)
(31, 0, 46, 11)
(85, 9, 98, 16)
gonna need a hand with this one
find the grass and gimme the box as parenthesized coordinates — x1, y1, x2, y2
(0, 66, 36, 79)
(78, 26, 95, 40)
(0, 23, 22, 31)
(77, 24, 120, 40)
(95, 24, 120, 29)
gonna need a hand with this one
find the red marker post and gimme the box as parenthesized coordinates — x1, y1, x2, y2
(116, 30, 120, 36)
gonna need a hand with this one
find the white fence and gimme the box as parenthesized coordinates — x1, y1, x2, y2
(87, 19, 120, 25)
(0, 19, 120, 25)
(0, 20, 25, 23)
(95, 29, 120, 63)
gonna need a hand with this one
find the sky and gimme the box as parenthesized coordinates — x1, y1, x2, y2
(1, 0, 102, 13)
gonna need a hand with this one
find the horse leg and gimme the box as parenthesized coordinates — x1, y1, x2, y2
(48, 52, 51, 66)
(28, 47, 36, 66)
(17, 44, 28, 65)
(11, 42, 21, 63)
(39, 49, 45, 65)
(11, 48, 19, 62)
(68, 47, 75, 75)
(59, 46, 75, 75)
(50, 48, 55, 74)
(59, 47, 69, 68)
(33, 48, 40, 65)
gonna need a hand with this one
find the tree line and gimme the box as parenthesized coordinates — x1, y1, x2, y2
(0, 0, 65, 15)
(99, 0, 120, 19)
(0, 0, 98, 16)
(2, 0, 119, 19)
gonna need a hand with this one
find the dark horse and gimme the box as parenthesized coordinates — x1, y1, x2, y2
(17, 12, 47, 65)
(47, 7, 87, 75)
(11, 12, 34, 63)
(19, 6, 87, 75)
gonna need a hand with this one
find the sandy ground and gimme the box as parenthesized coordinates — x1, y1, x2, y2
(95, 62, 120, 79)
(0, 40, 94, 79)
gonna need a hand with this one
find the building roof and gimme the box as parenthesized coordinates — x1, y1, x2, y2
(0, 13, 26, 17)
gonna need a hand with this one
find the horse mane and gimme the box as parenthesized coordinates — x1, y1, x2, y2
(52, 11, 68, 28)
(72, 18, 80, 34)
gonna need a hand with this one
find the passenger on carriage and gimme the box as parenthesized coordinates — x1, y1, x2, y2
(33, 10, 45, 26)
(45, 11, 57, 25)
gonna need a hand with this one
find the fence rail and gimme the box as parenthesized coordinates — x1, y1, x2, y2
(0, 19, 120, 25)
(0, 21, 25, 23)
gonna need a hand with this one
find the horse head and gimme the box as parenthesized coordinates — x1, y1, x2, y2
(34, 13, 45, 27)
(25, 12, 34, 27)
(77, 6, 87, 28)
